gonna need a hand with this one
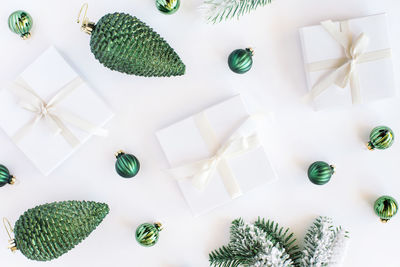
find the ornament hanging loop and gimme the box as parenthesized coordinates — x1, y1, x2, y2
(2, 217, 17, 252)
(77, 3, 95, 35)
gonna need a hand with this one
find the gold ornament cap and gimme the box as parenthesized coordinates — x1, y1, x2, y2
(3, 218, 17, 252)
(115, 150, 125, 158)
(154, 222, 163, 232)
(77, 3, 95, 35)
(9, 176, 16, 185)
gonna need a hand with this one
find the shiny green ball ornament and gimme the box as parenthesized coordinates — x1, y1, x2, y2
(367, 126, 394, 150)
(156, 0, 180, 14)
(228, 48, 254, 74)
(115, 151, 140, 178)
(8, 10, 33, 40)
(0, 164, 15, 187)
(374, 196, 398, 223)
(307, 161, 335, 185)
(135, 222, 163, 247)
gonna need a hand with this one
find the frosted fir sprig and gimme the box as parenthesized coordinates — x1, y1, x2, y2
(201, 0, 273, 24)
(300, 217, 350, 267)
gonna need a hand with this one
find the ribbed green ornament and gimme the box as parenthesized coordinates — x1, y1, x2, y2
(156, 0, 180, 14)
(374, 196, 398, 223)
(228, 48, 253, 74)
(115, 151, 140, 178)
(9, 201, 109, 261)
(307, 161, 335, 185)
(135, 222, 163, 247)
(0, 164, 15, 187)
(367, 126, 394, 150)
(8, 11, 33, 39)
(79, 5, 185, 77)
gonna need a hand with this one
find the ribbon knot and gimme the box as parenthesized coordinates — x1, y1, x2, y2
(304, 20, 391, 105)
(11, 77, 108, 147)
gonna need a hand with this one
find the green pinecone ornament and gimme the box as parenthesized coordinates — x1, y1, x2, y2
(156, 0, 180, 14)
(78, 4, 185, 77)
(307, 161, 335, 185)
(367, 126, 394, 150)
(135, 222, 163, 247)
(8, 10, 33, 39)
(228, 48, 254, 74)
(115, 151, 140, 178)
(5, 201, 109, 261)
(0, 164, 15, 187)
(374, 196, 398, 223)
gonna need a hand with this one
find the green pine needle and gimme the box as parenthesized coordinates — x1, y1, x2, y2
(202, 0, 273, 24)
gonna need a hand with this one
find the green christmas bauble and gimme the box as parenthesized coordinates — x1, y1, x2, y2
(8, 10, 33, 39)
(156, 0, 180, 14)
(79, 5, 185, 77)
(135, 222, 163, 247)
(7, 201, 109, 261)
(307, 161, 335, 185)
(228, 48, 254, 74)
(115, 151, 140, 178)
(374, 196, 398, 223)
(367, 126, 394, 150)
(0, 164, 15, 187)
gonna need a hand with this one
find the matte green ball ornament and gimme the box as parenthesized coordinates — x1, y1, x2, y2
(307, 161, 335, 185)
(374, 196, 398, 223)
(135, 222, 163, 247)
(115, 151, 140, 178)
(8, 10, 33, 39)
(367, 126, 394, 150)
(0, 164, 15, 187)
(3, 201, 109, 261)
(228, 48, 254, 74)
(77, 4, 185, 77)
(156, 0, 180, 14)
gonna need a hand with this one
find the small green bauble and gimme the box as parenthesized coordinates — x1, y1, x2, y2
(307, 161, 335, 185)
(156, 0, 180, 14)
(228, 48, 254, 74)
(0, 164, 15, 187)
(8, 10, 33, 40)
(367, 126, 394, 150)
(374, 196, 398, 223)
(115, 151, 140, 178)
(135, 222, 163, 247)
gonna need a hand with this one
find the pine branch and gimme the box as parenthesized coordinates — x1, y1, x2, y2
(299, 217, 350, 267)
(201, 0, 273, 24)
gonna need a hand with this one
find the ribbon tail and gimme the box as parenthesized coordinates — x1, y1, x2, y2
(53, 109, 108, 137)
(350, 71, 362, 104)
(48, 115, 80, 147)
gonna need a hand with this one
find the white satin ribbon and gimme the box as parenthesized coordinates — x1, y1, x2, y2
(11, 77, 108, 147)
(305, 20, 392, 104)
(168, 115, 262, 198)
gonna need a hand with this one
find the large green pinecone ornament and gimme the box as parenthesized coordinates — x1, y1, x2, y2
(11, 201, 109, 261)
(8, 10, 33, 39)
(228, 48, 254, 74)
(0, 164, 15, 187)
(115, 151, 140, 178)
(307, 161, 335, 185)
(88, 12, 185, 77)
(135, 222, 163, 247)
(374, 196, 398, 223)
(367, 126, 394, 150)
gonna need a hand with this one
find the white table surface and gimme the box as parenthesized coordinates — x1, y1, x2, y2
(1, 0, 400, 266)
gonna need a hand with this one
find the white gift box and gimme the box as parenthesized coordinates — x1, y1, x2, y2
(156, 95, 277, 216)
(299, 13, 396, 110)
(0, 46, 113, 175)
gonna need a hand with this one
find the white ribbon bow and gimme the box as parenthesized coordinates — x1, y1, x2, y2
(168, 116, 261, 195)
(11, 77, 108, 147)
(305, 20, 392, 104)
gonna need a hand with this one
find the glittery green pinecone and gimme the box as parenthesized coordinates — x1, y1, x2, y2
(13, 201, 109, 261)
(89, 12, 185, 77)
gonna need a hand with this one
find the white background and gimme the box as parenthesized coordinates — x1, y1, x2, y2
(0, 0, 400, 266)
